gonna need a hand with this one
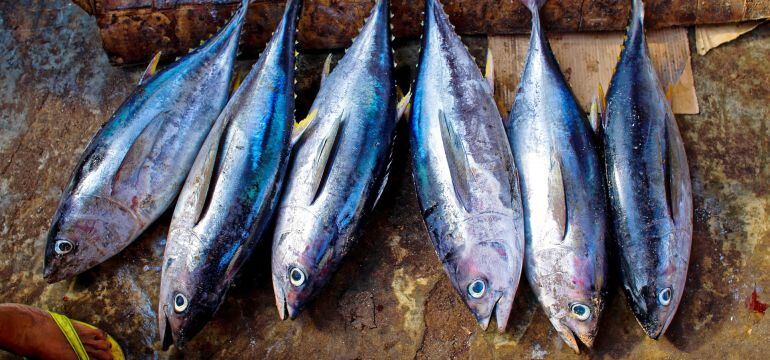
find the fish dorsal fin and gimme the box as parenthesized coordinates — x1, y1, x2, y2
(321, 54, 333, 86)
(291, 108, 319, 146)
(138, 51, 162, 85)
(589, 95, 601, 136)
(485, 48, 494, 95)
(396, 88, 412, 123)
(548, 151, 568, 242)
(308, 111, 346, 205)
(438, 109, 473, 212)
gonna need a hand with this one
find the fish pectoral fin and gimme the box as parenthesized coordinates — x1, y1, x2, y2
(664, 114, 690, 227)
(320, 54, 333, 86)
(111, 114, 166, 194)
(438, 110, 473, 212)
(485, 48, 494, 95)
(176, 115, 230, 226)
(396, 87, 412, 123)
(308, 112, 346, 204)
(138, 51, 162, 85)
(548, 152, 568, 242)
(291, 108, 319, 146)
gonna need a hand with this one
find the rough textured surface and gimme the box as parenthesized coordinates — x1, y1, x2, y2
(69, 0, 770, 64)
(1, 1, 769, 359)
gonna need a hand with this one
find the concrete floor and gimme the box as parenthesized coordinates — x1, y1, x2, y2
(1, 1, 769, 359)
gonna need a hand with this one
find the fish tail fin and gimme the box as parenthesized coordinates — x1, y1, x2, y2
(632, 0, 645, 25)
(520, 0, 547, 13)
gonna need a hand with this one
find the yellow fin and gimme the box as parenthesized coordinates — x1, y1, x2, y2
(666, 84, 674, 108)
(292, 108, 319, 145)
(138, 51, 162, 85)
(396, 88, 412, 123)
(321, 54, 333, 85)
(485, 48, 494, 94)
(230, 70, 244, 95)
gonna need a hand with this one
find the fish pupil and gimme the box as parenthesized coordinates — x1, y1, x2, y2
(291, 270, 302, 281)
(175, 294, 185, 307)
(574, 306, 585, 316)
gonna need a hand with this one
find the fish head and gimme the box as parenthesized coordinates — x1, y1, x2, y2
(44, 196, 141, 283)
(446, 239, 517, 333)
(540, 285, 603, 353)
(158, 230, 218, 350)
(271, 219, 337, 320)
(626, 247, 688, 340)
(534, 248, 607, 352)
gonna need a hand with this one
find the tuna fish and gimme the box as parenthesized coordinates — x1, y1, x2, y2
(43, 0, 249, 283)
(158, 0, 301, 348)
(603, 0, 692, 339)
(271, 0, 408, 320)
(409, 0, 525, 332)
(506, 0, 608, 352)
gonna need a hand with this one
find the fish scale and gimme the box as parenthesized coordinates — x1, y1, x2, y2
(409, 0, 524, 332)
(43, 0, 248, 284)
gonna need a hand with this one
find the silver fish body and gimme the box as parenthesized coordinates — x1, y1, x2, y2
(43, 0, 248, 283)
(603, 0, 692, 339)
(158, 0, 301, 348)
(271, 0, 397, 320)
(506, 0, 608, 352)
(409, 0, 525, 332)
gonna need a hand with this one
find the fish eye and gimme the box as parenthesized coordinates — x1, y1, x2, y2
(173, 293, 188, 313)
(289, 267, 306, 287)
(570, 303, 591, 321)
(54, 240, 74, 255)
(658, 287, 672, 306)
(467, 279, 486, 299)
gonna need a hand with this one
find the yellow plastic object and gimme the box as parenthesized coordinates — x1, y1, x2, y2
(48, 311, 125, 360)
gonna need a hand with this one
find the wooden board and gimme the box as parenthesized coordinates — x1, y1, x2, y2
(695, 20, 766, 55)
(69, 0, 770, 64)
(488, 28, 699, 116)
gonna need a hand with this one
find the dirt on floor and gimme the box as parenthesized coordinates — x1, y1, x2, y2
(1, 1, 769, 359)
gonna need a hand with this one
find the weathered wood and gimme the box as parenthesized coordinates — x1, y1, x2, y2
(489, 28, 699, 115)
(74, 0, 770, 64)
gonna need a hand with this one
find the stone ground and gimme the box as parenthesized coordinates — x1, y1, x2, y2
(1, 1, 769, 359)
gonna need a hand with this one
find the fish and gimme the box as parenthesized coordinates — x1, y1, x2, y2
(409, 0, 525, 332)
(505, 0, 608, 352)
(603, 0, 692, 339)
(43, 0, 250, 284)
(271, 0, 408, 320)
(158, 0, 302, 349)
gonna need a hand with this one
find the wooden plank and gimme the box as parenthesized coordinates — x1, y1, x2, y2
(488, 28, 699, 116)
(69, 0, 770, 64)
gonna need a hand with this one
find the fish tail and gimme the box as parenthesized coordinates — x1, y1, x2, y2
(632, 0, 645, 25)
(519, 0, 547, 13)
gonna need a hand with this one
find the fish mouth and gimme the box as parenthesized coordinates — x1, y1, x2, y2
(43, 265, 66, 284)
(474, 293, 513, 333)
(159, 312, 175, 351)
(275, 287, 298, 321)
(555, 324, 581, 354)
